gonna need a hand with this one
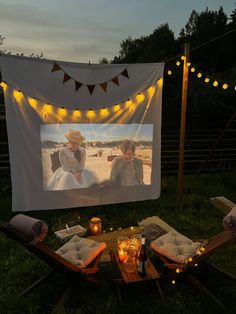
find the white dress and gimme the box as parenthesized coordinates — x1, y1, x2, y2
(47, 147, 98, 191)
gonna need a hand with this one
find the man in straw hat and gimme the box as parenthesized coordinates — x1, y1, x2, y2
(46, 129, 98, 190)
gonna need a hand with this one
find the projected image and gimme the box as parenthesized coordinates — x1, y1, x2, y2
(41, 124, 153, 191)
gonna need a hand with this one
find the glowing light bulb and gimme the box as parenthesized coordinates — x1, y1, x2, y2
(204, 78, 210, 83)
(125, 99, 132, 108)
(100, 107, 109, 117)
(176, 61, 181, 66)
(181, 55, 185, 60)
(28, 97, 37, 108)
(222, 83, 228, 90)
(136, 93, 145, 103)
(167, 70, 172, 75)
(113, 104, 121, 112)
(148, 86, 155, 97)
(172, 280, 176, 285)
(188, 257, 192, 262)
(197, 73, 202, 78)
(176, 268, 180, 273)
(157, 77, 163, 88)
(87, 109, 96, 119)
(43, 103, 52, 113)
(190, 67, 195, 73)
(213, 80, 218, 87)
(13, 89, 23, 102)
(58, 107, 67, 116)
(187, 62, 191, 67)
(73, 109, 81, 118)
(0, 81, 7, 89)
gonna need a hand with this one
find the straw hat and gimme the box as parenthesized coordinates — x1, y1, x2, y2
(65, 130, 85, 143)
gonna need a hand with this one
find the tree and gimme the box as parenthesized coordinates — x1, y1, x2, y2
(179, 7, 229, 72)
(112, 24, 178, 63)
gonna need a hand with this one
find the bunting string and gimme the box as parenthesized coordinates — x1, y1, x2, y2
(51, 62, 130, 95)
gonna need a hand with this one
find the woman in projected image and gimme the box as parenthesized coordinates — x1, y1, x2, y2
(110, 139, 144, 187)
(47, 130, 98, 190)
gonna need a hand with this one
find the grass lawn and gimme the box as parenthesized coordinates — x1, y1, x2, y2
(0, 172, 236, 314)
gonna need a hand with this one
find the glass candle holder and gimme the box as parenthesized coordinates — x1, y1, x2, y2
(89, 217, 102, 235)
(117, 236, 129, 263)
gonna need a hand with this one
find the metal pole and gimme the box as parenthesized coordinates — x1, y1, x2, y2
(177, 43, 190, 200)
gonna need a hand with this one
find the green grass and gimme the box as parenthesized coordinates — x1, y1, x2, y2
(0, 172, 236, 314)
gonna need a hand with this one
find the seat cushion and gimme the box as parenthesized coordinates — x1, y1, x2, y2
(56, 235, 106, 268)
(223, 207, 236, 232)
(151, 230, 201, 264)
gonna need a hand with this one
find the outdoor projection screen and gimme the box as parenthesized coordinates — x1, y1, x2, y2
(0, 55, 164, 211)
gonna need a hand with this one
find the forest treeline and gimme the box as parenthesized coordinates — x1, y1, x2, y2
(103, 6, 236, 130)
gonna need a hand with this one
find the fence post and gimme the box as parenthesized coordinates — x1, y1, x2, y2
(177, 43, 190, 200)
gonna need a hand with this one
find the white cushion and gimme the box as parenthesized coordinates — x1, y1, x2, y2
(56, 235, 106, 268)
(151, 230, 201, 264)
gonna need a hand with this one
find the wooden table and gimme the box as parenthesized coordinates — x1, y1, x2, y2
(110, 250, 164, 301)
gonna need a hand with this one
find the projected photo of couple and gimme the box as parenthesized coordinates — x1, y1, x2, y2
(41, 124, 153, 191)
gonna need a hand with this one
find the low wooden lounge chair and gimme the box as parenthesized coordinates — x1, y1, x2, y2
(150, 215, 236, 308)
(0, 214, 106, 306)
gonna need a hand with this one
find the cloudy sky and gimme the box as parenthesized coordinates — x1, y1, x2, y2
(0, 0, 235, 63)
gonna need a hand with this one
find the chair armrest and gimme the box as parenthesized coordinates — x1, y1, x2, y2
(81, 267, 99, 275)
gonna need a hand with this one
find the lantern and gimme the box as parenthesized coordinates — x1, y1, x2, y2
(89, 217, 102, 235)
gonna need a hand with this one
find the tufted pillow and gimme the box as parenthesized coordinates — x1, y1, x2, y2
(150, 230, 201, 264)
(56, 235, 106, 268)
(223, 207, 236, 232)
(9, 214, 48, 245)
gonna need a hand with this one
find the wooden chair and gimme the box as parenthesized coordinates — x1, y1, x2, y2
(151, 228, 236, 308)
(0, 217, 106, 306)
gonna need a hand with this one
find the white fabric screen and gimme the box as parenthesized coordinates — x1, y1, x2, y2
(0, 55, 164, 211)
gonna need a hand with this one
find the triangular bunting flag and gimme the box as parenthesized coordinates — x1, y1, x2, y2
(111, 76, 119, 86)
(121, 68, 129, 79)
(51, 62, 61, 72)
(75, 81, 83, 91)
(87, 85, 96, 95)
(100, 82, 108, 92)
(63, 73, 71, 83)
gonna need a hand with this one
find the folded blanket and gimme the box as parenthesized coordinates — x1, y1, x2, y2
(9, 214, 48, 245)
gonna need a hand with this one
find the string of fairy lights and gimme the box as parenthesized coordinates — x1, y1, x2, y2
(166, 55, 236, 92)
(0, 79, 160, 122)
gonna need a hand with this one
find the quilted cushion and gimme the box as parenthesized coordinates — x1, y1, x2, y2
(223, 207, 236, 232)
(151, 230, 201, 264)
(56, 235, 106, 268)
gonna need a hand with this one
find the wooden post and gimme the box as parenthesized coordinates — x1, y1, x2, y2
(177, 43, 190, 200)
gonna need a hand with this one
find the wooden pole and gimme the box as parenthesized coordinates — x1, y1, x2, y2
(177, 43, 190, 200)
